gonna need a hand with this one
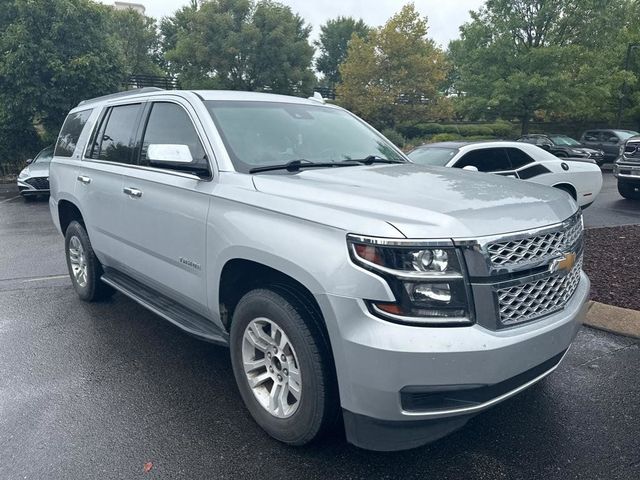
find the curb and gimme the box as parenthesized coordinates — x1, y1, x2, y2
(584, 301, 640, 339)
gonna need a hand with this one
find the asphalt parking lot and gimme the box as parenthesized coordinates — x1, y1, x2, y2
(0, 177, 639, 479)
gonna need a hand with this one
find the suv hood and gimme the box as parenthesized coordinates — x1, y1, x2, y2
(251, 164, 576, 239)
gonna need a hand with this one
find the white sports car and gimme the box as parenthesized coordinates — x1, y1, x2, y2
(407, 141, 603, 208)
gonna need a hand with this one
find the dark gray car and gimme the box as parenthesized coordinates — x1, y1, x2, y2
(580, 129, 639, 163)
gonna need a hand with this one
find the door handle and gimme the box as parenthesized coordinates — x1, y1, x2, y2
(123, 187, 142, 198)
(77, 175, 91, 184)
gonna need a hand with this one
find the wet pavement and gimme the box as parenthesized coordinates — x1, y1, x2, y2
(0, 186, 639, 479)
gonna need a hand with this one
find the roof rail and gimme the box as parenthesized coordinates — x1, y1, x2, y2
(77, 87, 164, 107)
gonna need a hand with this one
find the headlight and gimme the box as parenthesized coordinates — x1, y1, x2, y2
(619, 145, 625, 155)
(347, 235, 473, 326)
(18, 169, 28, 179)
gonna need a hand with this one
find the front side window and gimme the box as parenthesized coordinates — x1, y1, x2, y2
(408, 147, 458, 166)
(454, 148, 511, 172)
(205, 101, 405, 173)
(140, 102, 208, 172)
(55, 109, 92, 158)
(90, 104, 142, 164)
(583, 131, 599, 142)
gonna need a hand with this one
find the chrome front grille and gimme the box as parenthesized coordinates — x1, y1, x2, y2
(487, 214, 582, 267)
(497, 256, 583, 327)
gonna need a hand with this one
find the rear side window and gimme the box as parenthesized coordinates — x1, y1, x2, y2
(583, 131, 599, 142)
(506, 148, 535, 169)
(455, 148, 511, 172)
(140, 102, 207, 170)
(54, 109, 92, 157)
(89, 103, 142, 164)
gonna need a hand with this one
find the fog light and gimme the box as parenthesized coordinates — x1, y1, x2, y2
(408, 283, 451, 303)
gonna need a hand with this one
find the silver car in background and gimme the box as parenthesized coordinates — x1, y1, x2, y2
(17, 145, 53, 200)
(48, 89, 589, 451)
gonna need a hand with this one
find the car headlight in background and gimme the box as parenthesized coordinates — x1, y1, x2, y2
(18, 169, 28, 179)
(347, 235, 473, 326)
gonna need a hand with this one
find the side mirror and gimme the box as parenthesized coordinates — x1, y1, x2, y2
(26, 158, 33, 165)
(462, 165, 479, 172)
(147, 144, 193, 164)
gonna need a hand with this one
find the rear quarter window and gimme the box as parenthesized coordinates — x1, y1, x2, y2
(54, 109, 93, 158)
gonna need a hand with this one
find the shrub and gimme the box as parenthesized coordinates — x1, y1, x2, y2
(381, 128, 406, 148)
(429, 133, 463, 143)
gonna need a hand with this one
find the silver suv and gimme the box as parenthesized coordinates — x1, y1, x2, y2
(49, 88, 589, 451)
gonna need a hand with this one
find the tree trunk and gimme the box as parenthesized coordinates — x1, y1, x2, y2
(521, 110, 530, 135)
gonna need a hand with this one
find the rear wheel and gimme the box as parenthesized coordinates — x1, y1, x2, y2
(229, 287, 338, 446)
(64, 221, 115, 302)
(618, 181, 640, 200)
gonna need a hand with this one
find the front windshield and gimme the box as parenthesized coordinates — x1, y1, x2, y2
(408, 147, 458, 166)
(550, 135, 580, 147)
(33, 146, 54, 164)
(205, 101, 405, 173)
(618, 131, 640, 141)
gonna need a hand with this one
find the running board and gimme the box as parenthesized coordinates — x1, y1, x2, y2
(101, 268, 228, 346)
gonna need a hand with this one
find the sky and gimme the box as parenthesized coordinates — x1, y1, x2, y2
(104, 0, 486, 47)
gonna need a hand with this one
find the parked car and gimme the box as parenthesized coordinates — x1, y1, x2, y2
(613, 135, 640, 199)
(407, 141, 602, 208)
(49, 88, 589, 452)
(517, 133, 605, 164)
(579, 129, 639, 163)
(17, 145, 54, 200)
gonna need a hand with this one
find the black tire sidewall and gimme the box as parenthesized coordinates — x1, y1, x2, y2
(64, 221, 101, 301)
(229, 289, 329, 445)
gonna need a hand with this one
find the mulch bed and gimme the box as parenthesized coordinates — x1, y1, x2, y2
(583, 225, 640, 311)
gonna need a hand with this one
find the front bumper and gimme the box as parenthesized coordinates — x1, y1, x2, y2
(318, 272, 589, 451)
(17, 178, 50, 195)
(613, 162, 640, 181)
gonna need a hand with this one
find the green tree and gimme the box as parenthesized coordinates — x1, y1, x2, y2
(163, 0, 315, 95)
(0, 0, 125, 170)
(337, 4, 448, 128)
(108, 8, 164, 77)
(450, 0, 630, 133)
(315, 16, 370, 86)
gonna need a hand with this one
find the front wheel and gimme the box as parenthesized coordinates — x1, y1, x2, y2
(229, 287, 338, 446)
(64, 221, 115, 302)
(618, 181, 640, 200)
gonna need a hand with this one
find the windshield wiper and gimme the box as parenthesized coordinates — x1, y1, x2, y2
(347, 155, 406, 165)
(249, 159, 359, 174)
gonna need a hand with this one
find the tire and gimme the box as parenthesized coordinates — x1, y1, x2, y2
(64, 221, 115, 302)
(229, 287, 338, 446)
(618, 181, 640, 200)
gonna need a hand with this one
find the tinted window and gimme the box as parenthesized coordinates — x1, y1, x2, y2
(455, 148, 511, 172)
(54, 109, 92, 157)
(506, 148, 535, 169)
(602, 131, 618, 143)
(91, 104, 142, 164)
(583, 131, 599, 142)
(140, 102, 207, 170)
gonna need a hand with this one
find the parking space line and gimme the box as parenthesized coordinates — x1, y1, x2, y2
(0, 195, 21, 204)
(21, 274, 69, 283)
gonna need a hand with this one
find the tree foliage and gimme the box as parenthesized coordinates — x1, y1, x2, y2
(449, 0, 632, 133)
(315, 17, 370, 86)
(337, 4, 448, 128)
(0, 0, 127, 168)
(163, 0, 315, 95)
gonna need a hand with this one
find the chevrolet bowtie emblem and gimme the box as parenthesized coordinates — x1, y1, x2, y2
(550, 252, 576, 275)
